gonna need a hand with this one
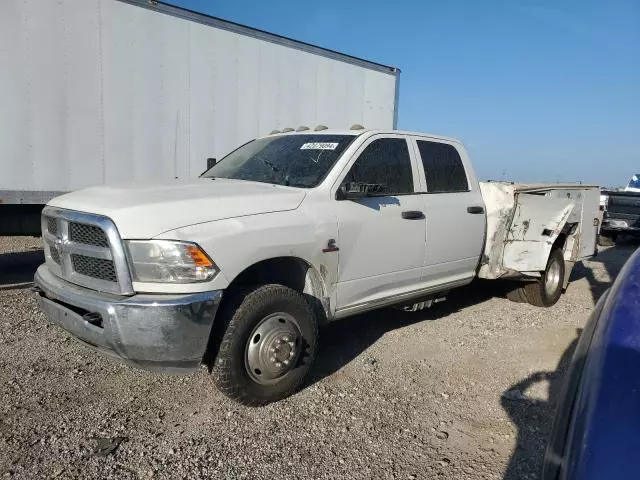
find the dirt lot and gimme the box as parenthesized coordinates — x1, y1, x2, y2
(0, 236, 635, 479)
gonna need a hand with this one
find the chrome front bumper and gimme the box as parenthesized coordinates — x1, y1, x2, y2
(34, 265, 222, 373)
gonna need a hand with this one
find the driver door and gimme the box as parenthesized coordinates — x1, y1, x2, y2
(332, 135, 427, 313)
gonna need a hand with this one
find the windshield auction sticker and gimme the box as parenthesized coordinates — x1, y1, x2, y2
(300, 142, 339, 150)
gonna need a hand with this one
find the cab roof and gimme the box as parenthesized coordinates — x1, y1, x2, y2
(261, 128, 462, 144)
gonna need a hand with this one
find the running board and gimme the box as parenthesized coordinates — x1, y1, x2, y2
(398, 296, 447, 312)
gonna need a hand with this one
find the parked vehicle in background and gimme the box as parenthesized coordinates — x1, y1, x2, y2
(599, 175, 640, 245)
(543, 245, 640, 480)
(625, 174, 640, 193)
(33, 128, 600, 405)
(0, 0, 399, 235)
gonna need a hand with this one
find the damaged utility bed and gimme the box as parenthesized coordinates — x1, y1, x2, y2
(478, 182, 601, 285)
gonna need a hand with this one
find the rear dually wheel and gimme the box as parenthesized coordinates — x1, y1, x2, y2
(523, 248, 565, 307)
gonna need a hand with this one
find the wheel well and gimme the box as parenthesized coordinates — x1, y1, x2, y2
(552, 221, 580, 254)
(225, 257, 329, 325)
(203, 257, 329, 366)
(553, 233, 567, 252)
(227, 257, 329, 325)
(229, 257, 307, 291)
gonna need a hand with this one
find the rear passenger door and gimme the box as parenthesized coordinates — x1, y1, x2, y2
(412, 138, 485, 285)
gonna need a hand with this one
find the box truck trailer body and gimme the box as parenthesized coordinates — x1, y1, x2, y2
(0, 0, 399, 234)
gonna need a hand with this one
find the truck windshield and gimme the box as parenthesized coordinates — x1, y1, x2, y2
(201, 134, 356, 188)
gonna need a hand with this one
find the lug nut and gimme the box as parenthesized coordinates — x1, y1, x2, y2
(275, 362, 282, 368)
(289, 351, 295, 358)
(269, 356, 276, 363)
(269, 346, 275, 353)
(282, 336, 290, 342)
(288, 341, 295, 348)
(283, 360, 289, 366)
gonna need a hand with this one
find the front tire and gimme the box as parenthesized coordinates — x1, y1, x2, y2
(210, 284, 318, 406)
(523, 248, 565, 307)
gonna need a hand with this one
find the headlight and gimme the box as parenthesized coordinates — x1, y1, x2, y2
(125, 240, 218, 283)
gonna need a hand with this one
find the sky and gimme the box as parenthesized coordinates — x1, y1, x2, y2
(172, 0, 639, 187)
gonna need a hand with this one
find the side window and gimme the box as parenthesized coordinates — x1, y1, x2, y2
(416, 140, 469, 193)
(343, 138, 414, 196)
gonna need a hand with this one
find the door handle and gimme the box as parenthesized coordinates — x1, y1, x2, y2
(467, 206, 484, 214)
(401, 210, 424, 220)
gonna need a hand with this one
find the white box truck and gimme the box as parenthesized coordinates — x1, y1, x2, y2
(0, 0, 399, 234)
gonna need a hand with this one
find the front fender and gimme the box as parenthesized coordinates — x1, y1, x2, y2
(155, 209, 339, 302)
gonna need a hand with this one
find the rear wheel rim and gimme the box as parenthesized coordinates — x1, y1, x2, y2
(245, 312, 302, 385)
(544, 256, 562, 297)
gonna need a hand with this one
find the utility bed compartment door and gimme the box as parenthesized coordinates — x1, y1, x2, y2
(503, 193, 574, 273)
(545, 188, 599, 259)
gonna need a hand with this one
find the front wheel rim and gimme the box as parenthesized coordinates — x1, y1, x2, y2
(544, 257, 562, 296)
(245, 312, 302, 385)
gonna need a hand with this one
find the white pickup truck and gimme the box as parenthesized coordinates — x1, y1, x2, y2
(34, 128, 600, 405)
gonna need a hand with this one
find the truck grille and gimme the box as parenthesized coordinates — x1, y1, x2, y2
(71, 254, 118, 282)
(47, 217, 58, 236)
(69, 223, 109, 247)
(49, 246, 61, 265)
(41, 207, 133, 295)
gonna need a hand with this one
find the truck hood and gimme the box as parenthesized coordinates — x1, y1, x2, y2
(48, 178, 307, 238)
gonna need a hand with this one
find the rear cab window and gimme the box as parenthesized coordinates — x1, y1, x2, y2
(415, 139, 469, 193)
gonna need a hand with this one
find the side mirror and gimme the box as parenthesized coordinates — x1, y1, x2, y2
(336, 184, 366, 201)
(346, 190, 366, 200)
(207, 157, 217, 169)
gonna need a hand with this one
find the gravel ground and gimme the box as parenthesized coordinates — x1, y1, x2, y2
(0, 235, 635, 479)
